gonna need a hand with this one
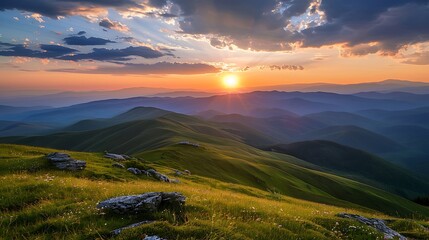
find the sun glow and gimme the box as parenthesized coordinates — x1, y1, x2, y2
(222, 75, 240, 89)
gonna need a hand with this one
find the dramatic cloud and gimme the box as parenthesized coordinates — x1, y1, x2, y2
(99, 18, 129, 32)
(148, 0, 317, 51)
(2, 0, 428, 57)
(77, 31, 86, 35)
(0, 42, 77, 58)
(51, 62, 220, 75)
(0, 42, 168, 62)
(25, 13, 44, 23)
(0, 0, 139, 18)
(147, 0, 429, 54)
(63, 36, 116, 46)
(58, 46, 166, 61)
(301, 1, 429, 54)
(403, 51, 429, 65)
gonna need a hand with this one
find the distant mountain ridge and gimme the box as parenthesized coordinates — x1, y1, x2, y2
(2, 79, 429, 107)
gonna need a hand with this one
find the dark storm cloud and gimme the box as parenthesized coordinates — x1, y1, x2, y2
(168, 0, 306, 51)
(0, 0, 139, 18)
(63, 36, 116, 46)
(58, 46, 166, 61)
(301, 1, 429, 54)
(77, 31, 86, 35)
(51, 62, 220, 75)
(0, 42, 77, 58)
(0, 42, 167, 62)
(150, 0, 429, 54)
(2, 0, 429, 55)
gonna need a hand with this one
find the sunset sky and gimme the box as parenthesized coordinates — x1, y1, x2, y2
(0, 0, 428, 91)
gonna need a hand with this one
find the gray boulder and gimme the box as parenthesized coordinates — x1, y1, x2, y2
(172, 169, 190, 176)
(338, 213, 406, 240)
(104, 152, 131, 161)
(173, 169, 183, 176)
(127, 167, 142, 175)
(46, 152, 86, 171)
(97, 192, 186, 220)
(147, 169, 170, 182)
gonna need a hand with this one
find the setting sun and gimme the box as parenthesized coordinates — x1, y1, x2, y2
(222, 75, 240, 89)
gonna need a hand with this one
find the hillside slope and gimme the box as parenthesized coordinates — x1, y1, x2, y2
(1, 112, 428, 217)
(265, 140, 429, 198)
(300, 125, 404, 154)
(3, 144, 429, 239)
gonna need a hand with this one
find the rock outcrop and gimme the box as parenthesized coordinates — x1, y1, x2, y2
(126, 167, 170, 182)
(338, 213, 406, 240)
(104, 152, 131, 161)
(97, 192, 186, 222)
(173, 169, 191, 176)
(46, 152, 86, 171)
(127, 167, 143, 175)
(147, 169, 170, 182)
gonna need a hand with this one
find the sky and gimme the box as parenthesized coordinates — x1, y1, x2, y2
(0, 0, 428, 91)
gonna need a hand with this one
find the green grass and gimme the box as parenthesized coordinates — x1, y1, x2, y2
(265, 140, 429, 198)
(1, 144, 429, 239)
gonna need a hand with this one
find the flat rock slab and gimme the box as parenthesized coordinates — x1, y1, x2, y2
(338, 213, 406, 240)
(97, 192, 186, 216)
(46, 152, 86, 171)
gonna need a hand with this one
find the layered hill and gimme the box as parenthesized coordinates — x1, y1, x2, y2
(265, 140, 429, 198)
(299, 125, 404, 154)
(1, 108, 429, 217)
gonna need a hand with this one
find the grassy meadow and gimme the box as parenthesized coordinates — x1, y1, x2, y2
(1, 144, 429, 239)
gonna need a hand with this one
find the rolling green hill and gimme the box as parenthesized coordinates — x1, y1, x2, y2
(210, 114, 325, 144)
(304, 111, 382, 130)
(61, 107, 174, 132)
(1, 111, 429, 218)
(300, 125, 404, 154)
(0, 120, 54, 137)
(265, 140, 429, 198)
(4, 144, 429, 239)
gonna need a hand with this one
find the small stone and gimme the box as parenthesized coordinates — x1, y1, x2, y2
(104, 152, 131, 161)
(144, 236, 166, 240)
(170, 179, 180, 184)
(173, 169, 183, 176)
(112, 163, 125, 169)
(127, 167, 142, 175)
(147, 169, 170, 182)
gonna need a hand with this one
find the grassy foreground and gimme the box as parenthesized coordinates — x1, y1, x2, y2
(1, 144, 428, 239)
